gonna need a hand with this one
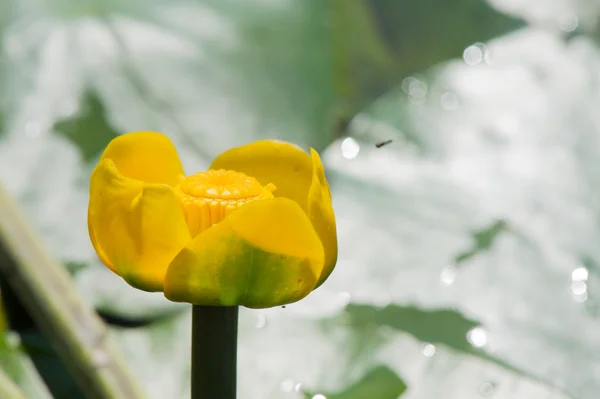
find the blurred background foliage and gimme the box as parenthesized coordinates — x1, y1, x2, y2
(0, 0, 598, 398)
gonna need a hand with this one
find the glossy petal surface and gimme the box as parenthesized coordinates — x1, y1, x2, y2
(88, 159, 191, 291)
(100, 131, 184, 186)
(164, 197, 324, 308)
(308, 149, 338, 285)
(210, 140, 313, 211)
(210, 140, 338, 284)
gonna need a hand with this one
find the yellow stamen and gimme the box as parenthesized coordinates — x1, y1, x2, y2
(175, 169, 276, 237)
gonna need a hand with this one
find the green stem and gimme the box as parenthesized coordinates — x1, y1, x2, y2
(0, 186, 146, 399)
(192, 305, 238, 399)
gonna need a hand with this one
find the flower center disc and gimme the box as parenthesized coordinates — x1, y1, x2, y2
(180, 169, 263, 199)
(176, 169, 275, 237)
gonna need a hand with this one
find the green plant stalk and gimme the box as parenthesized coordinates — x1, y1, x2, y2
(192, 305, 238, 399)
(0, 186, 147, 399)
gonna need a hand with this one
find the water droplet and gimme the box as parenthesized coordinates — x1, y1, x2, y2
(341, 137, 360, 160)
(440, 92, 459, 110)
(571, 280, 588, 303)
(408, 79, 427, 104)
(280, 379, 294, 392)
(402, 76, 418, 94)
(574, 292, 589, 303)
(312, 395, 327, 399)
(440, 265, 457, 286)
(466, 327, 488, 348)
(421, 343, 436, 357)
(25, 121, 42, 137)
(463, 43, 488, 66)
(484, 49, 493, 66)
(294, 383, 303, 392)
(463, 44, 483, 66)
(572, 267, 589, 282)
(479, 381, 496, 396)
(558, 13, 578, 32)
(255, 313, 267, 329)
(571, 281, 587, 295)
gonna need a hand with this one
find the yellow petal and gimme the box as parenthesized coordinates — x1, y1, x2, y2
(308, 148, 338, 286)
(210, 140, 313, 211)
(88, 159, 191, 291)
(100, 131, 184, 186)
(210, 140, 338, 286)
(88, 210, 116, 274)
(164, 197, 325, 308)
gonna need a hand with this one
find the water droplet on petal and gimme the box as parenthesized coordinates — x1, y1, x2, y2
(571, 280, 588, 303)
(421, 343, 436, 357)
(571, 281, 587, 295)
(341, 137, 360, 160)
(440, 265, 457, 286)
(408, 79, 427, 104)
(463, 44, 483, 66)
(402, 76, 418, 94)
(484, 49, 493, 66)
(467, 327, 487, 348)
(574, 293, 588, 303)
(572, 267, 588, 282)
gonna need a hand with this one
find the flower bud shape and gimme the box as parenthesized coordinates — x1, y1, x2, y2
(88, 132, 337, 308)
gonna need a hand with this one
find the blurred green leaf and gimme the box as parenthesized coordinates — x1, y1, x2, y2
(341, 300, 568, 394)
(304, 365, 407, 399)
(346, 304, 481, 354)
(455, 219, 508, 265)
(53, 91, 119, 161)
(331, 0, 524, 119)
(367, 0, 523, 67)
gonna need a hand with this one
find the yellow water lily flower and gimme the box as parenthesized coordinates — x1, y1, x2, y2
(87, 132, 337, 308)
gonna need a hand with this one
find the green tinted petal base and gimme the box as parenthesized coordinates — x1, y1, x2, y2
(164, 198, 324, 308)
